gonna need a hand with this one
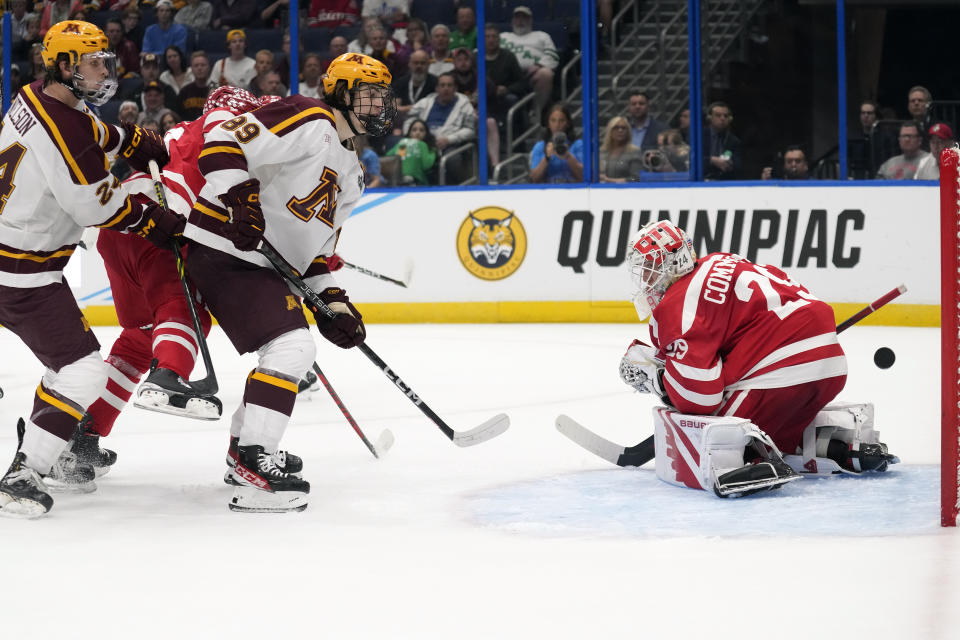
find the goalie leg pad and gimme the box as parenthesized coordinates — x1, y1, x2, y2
(784, 402, 899, 475)
(652, 408, 801, 498)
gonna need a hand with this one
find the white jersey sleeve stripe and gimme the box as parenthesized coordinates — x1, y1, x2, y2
(681, 254, 723, 334)
(671, 359, 723, 381)
(726, 356, 848, 391)
(663, 370, 725, 407)
(740, 332, 840, 379)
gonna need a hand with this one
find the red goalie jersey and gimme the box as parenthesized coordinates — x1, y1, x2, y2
(648, 252, 847, 450)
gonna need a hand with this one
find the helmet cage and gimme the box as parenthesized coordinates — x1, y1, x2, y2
(70, 50, 118, 105)
(348, 82, 396, 137)
(627, 221, 696, 318)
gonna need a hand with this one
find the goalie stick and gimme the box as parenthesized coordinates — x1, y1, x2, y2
(342, 259, 411, 288)
(148, 160, 218, 395)
(312, 363, 394, 458)
(256, 242, 510, 447)
(557, 284, 908, 467)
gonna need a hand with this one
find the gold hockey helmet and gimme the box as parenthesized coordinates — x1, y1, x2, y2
(322, 53, 393, 94)
(321, 53, 396, 137)
(41, 21, 109, 69)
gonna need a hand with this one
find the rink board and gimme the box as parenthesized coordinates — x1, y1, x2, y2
(74, 184, 938, 325)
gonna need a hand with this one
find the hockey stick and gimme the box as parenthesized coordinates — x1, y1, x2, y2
(557, 284, 909, 467)
(341, 259, 410, 288)
(256, 242, 509, 446)
(148, 160, 218, 395)
(312, 362, 394, 458)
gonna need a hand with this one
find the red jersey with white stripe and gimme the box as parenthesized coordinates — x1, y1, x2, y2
(648, 252, 847, 415)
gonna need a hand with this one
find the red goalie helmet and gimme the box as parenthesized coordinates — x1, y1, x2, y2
(203, 86, 261, 115)
(627, 220, 697, 319)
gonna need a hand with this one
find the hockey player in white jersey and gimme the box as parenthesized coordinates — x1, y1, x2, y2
(0, 21, 182, 518)
(181, 53, 396, 512)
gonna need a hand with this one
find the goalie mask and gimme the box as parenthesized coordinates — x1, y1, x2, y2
(42, 21, 118, 105)
(322, 53, 397, 137)
(203, 85, 260, 115)
(627, 220, 697, 319)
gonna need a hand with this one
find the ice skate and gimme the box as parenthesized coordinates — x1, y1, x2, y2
(46, 446, 97, 494)
(134, 367, 222, 420)
(224, 436, 303, 485)
(0, 453, 54, 518)
(69, 426, 117, 478)
(228, 444, 309, 513)
(297, 369, 320, 396)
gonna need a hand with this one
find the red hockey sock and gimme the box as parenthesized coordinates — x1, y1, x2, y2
(87, 355, 145, 437)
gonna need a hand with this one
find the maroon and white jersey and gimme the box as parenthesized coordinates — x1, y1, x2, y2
(649, 252, 847, 415)
(183, 94, 364, 282)
(0, 81, 146, 288)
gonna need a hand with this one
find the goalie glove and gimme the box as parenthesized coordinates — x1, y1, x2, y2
(619, 339, 670, 404)
(310, 287, 365, 349)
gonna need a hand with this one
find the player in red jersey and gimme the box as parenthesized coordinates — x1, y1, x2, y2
(619, 220, 896, 497)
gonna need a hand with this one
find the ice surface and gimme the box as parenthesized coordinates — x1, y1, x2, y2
(0, 324, 957, 639)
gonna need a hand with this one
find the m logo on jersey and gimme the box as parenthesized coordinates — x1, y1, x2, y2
(456, 206, 527, 281)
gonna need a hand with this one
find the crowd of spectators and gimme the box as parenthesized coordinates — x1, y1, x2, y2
(2, 1, 952, 186)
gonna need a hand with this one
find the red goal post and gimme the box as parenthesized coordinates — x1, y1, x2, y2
(940, 145, 960, 527)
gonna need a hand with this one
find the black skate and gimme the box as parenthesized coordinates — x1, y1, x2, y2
(69, 426, 117, 477)
(298, 370, 320, 394)
(13, 418, 96, 494)
(224, 436, 303, 485)
(228, 444, 310, 513)
(134, 367, 223, 420)
(714, 458, 801, 498)
(0, 452, 54, 518)
(827, 439, 900, 473)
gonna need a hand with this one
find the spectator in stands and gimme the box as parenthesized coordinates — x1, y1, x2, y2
(361, 0, 410, 32)
(122, 9, 145, 48)
(451, 48, 478, 102)
(761, 145, 811, 180)
(915, 123, 954, 180)
(349, 17, 395, 55)
(248, 50, 276, 96)
(599, 116, 642, 183)
(355, 135, 384, 187)
(367, 25, 398, 74)
(308, 0, 360, 29)
(394, 17, 429, 74)
(876, 122, 930, 180)
(672, 108, 690, 143)
(319, 36, 350, 71)
(530, 103, 583, 184)
(703, 101, 741, 180)
(625, 91, 666, 150)
(394, 49, 437, 124)
(847, 100, 888, 179)
(450, 5, 476, 51)
(176, 0, 214, 30)
(142, 0, 189, 56)
(500, 5, 559, 110)
(212, 0, 258, 30)
(105, 18, 140, 78)
(13, 14, 42, 62)
(136, 53, 181, 112)
(118, 100, 140, 124)
(39, 0, 82, 39)
(179, 51, 216, 119)
(160, 111, 182, 136)
(485, 24, 528, 112)
(24, 42, 47, 83)
(140, 119, 160, 133)
(272, 31, 300, 87)
(160, 46, 194, 93)
(907, 85, 932, 135)
(404, 72, 476, 153)
(428, 24, 454, 76)
(387, 118, 437, 185)
(210, 29, 257, 88)
(657, 128, 690, 172)
(290, 53, 324, 98)
(260, 0, 290, 29)
(10, 0, 34, 50)
(138, 81, 173, 126)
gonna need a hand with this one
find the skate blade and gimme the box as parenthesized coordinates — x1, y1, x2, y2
(134, 390, 222, 421)
(45, 478, 97, 494)
(228, 485, 308, 513)
(224, 467, 302, 485)
(0, 498, 50, 519)
(93, 465, 112, 479)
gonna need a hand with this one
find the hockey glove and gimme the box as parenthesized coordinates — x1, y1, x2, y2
(134, 203, 186, 247)
(218, 179, 264, 252)
(311, 287, 365, 349)
(619, 339, 670, 404)
(326, 253, 344, 271)
(118, 122, 170, 173)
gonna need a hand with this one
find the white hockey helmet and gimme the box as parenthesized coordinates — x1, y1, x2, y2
(627, 220, 697, 319)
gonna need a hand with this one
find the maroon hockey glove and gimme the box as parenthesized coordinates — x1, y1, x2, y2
(326, 253, 344, 271)
(311, 287, 365, 349)
(218, 179, 264, 252)
(118, 122, 170, 173)
(135, 203, 186, 248)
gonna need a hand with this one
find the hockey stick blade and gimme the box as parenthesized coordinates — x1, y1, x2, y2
(556, 415, 654, 467)
(452, 413, 510, 447)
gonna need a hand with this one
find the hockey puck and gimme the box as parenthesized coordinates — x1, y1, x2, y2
(873, 347, 895, 369)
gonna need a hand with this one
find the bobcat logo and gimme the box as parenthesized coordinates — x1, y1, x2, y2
(456, 206, 527, 281)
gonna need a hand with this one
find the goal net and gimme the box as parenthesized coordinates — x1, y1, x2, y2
(940, 145, 960, 527)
